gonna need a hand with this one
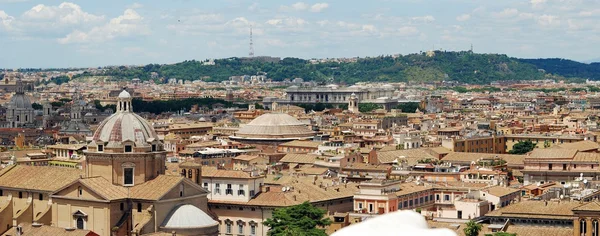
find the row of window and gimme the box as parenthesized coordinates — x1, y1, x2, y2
(206, 183, 253, 196)
(0, 190, 44, 201)
(97, 144, 158, 152)
(224, 221, 257, 235)
(399, 194, 435, 209)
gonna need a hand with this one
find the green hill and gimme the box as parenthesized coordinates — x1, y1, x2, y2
(69, 51, 600, 85)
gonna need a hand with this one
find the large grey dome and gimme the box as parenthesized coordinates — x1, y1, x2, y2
(8, 94, 32, 109)
(231, 113, 315, 140)
(161, 204, 218, 228)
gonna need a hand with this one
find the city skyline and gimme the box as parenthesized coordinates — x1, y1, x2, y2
(1, 0, 600, 68)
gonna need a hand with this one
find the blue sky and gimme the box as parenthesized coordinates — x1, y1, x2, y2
(1, 0, 599, 68)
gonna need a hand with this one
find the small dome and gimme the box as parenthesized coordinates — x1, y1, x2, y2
(162, 204, 218, 228)
(118, 90, 131, 98)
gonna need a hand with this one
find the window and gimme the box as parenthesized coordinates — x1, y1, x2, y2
(226, 223, 232, 234)
(444, 195, 450, 201)
(251, 225, 256, 235)
(76, 217, 84, 229)
(151, 144, 157, 152)
(124, 145, 132, 153)
(97, 145, 104, 152)
(436, 195, 440, 201)
(124, 168, 134, 186)
(563, 164, 567, 170)
(574, 164, 577, 169)
(137, 203, 142, 212)
(549, 164, 553, 170)
(369, 204, 374, 213)
(251, 208, 255, 211)
(203, 183, 208, 189)
(0, 189, 3, 196)
(226, 184, 233, 195)
(19, 191, 22, 199)
(120, 203, 124, 211)
(238, 224, 244, 234)
(215, 183, 221, 194)
(358, 202, 363, 209)
(38, 193, 43, 201)
(250, 190, 255, 196)
(238, 189, 245, 196)
(78, 187, 83, 197)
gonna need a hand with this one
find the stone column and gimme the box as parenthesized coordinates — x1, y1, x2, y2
(588, 218, 593, 236)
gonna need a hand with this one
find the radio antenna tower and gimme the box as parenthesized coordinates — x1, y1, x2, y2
(249, 26, 254, 57)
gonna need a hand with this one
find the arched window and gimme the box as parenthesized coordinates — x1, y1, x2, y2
(582, 219, 588, 236)
(188, 170, 192, 178)
(76, 217, 84, 229)
(181, 169, 187, 177)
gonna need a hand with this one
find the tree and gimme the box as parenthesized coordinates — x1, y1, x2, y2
(463, 220, 482, 236)
(508, 140, 536, 154)
(263, 201, 331, 236)
(359, 103, 382, 113)
(395, 102, 420, 113)
(543, 140, 551, 148)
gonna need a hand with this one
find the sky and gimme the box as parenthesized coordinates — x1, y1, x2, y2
(1, 0, 600, 68)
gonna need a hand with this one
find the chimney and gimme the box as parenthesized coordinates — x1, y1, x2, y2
(264, 186, 270, 192)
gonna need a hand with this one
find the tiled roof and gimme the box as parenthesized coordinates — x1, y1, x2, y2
(0, 165, 82, 192)
(554, 140, 600, 152)
(442, 152, 525, 166)
(210, 175, 358, 207)
(572, 201, 600, 211)
(504, 225, 572, 236)
(201, 166, 262, 179)
(278, 140, 321, 148)
(395, 182, 431, 197)
(376, 149, 435, 164)
(130, 175, 186, 200)
(232, 154, 260, 161)
(483, 186, 519, 197)
(1, 222, 98, 236)
(572, 152, 600, 162)
(78, 177, 128, 200)
(280, 153, 319, 164)
(528, 149, 578, 159)
(485, 200, 581, 220)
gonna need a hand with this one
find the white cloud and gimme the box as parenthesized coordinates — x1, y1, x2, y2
(537, 14, 559, 27)
(579, 9, 600, 17)
(58, 8, 148, 44)
(22, 2, 104, 25)
(128, 3, 143, 9)
(0, 10, 15, 30)
(456, 14, 470, 22)
(310, 3, 329, 13)
(397, 26, 419, 36)
(492, 8, 519, 18)
(530, 0, 547, 8)
(280, 2, 328, 13)
(265, 17, 307, 28)
(411, 15, 435, 23)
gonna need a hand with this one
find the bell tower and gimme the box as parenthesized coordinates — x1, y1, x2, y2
(179, 161, 202, 185)
(348, 93, 359, 113)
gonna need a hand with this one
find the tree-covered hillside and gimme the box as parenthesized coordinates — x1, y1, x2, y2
(519, 58, 600, 80)
(64, 51, 600, 85)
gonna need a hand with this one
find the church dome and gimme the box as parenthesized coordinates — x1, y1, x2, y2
(90, 89, 159, 149)
(231, 113, 315, 141)
(162, 204, 218, 228)
(8, 94, 32, 109)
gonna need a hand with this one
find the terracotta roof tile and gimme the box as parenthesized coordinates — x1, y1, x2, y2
(79, 177, 128, 200)
(0, 165, 82, 192)
(130, 175, 185, 200)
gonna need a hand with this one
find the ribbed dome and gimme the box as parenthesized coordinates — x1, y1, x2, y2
(162, 204, 218, 228)
(8, 94, 32, 109)
(91, 89, 158, 149)
(232, 113, 315, 140)
(91, 112, 158, 147)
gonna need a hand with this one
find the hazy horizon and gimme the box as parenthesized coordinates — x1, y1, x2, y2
(1, 0, 600, 68)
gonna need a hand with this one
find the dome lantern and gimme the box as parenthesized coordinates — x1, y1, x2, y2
(117, 89, 132, 112)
